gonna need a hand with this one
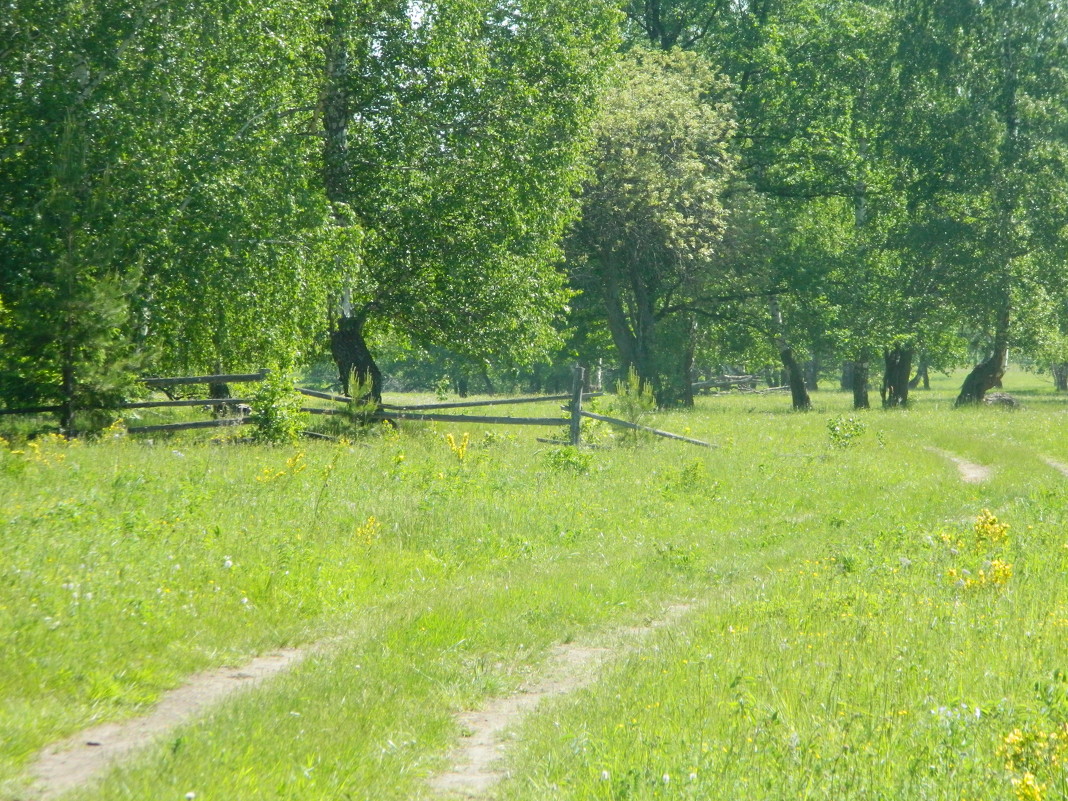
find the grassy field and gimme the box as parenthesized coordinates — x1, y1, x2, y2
(3, 370, 1068, 800)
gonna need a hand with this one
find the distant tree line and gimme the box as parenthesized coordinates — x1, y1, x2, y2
(3, 0, 1068, 431)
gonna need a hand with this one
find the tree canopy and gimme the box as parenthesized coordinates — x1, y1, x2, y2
(5, 0, 1068, 421)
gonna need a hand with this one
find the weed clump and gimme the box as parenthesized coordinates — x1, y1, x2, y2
(249, 372, 306, 445)
(545, 446, 592, 474)
(826, 414, 865, 448)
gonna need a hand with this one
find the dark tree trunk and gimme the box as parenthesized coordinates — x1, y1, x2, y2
(840, 361, 855, 391)
(780, 347, 811, 410)
(908, 355, 930, 390)
(881, 344, 913, 407)
(331, 314, 382, 404)
(208, 372, 235, 418)
(955, 352, 1006, 406)
(60, 347, 75, 437)
(1053, 363, 1068, 392)
(852, 359, 870, 410)
(956, 308, 1009, 406)
(676, 315, 697, 408)
(208, 382, 231, 399)
(769, 296, 809, 410)
(322, 7, 382, 407)
(481, 367, 495, 394)
(803, 358, 819, 392)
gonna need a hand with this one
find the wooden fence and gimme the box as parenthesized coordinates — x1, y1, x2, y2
(0, 367, 715, 447)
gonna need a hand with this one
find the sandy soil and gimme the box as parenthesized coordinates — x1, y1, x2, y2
(427, 603, 693, 798)
(25, 602, 694, 801)
(926, 448, 992, 483)
(27, 648, 308, 800)
(1042, 457, 1068, 477)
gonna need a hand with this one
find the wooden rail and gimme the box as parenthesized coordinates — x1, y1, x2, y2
(3, 367, 715, 448)
(120, 398, 250, 409)
(141, 371, 269, 388)
(579, 410, 714, 448)
(304, 407, 567, 427)
(127, 419, 252, 434)
(384, 393, 602, 411)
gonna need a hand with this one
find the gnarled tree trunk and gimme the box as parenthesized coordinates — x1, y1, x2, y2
(881, 343, 913, 408)
(956, 307, 1009, 406)
(1053, 362, 1068, 392)
(908, 354, 930, 390)
(852, 359, 869, 410)
(769, 296, 809, 410)
(803, 358, 819, 391)
(841, 360, 855, 391)
(331, 312, 382, 403)
(781, 347, 810, 410)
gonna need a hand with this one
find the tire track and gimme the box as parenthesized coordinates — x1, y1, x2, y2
(428, 603, 693, 798)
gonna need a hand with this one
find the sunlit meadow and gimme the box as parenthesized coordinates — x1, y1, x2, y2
(3, 372, 1068, 799)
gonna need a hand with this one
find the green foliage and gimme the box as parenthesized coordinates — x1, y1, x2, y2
(569, 47, 739, 404)
(323, 0, 620, 377)
(0, 118, 144, 430)
(544, 446, 593, 474)
(434, 375, 452, 403)
(609, 367, 657, 445)
(248, 372, 306, 445)
(826, 414, 866, 448)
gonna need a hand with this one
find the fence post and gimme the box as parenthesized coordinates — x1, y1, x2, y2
(570, 365, 585, 447)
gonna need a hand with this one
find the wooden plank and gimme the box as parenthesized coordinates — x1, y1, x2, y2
(300, 431, 336, 440)
(120, 398, 250, 409)
(303, 407, 567, 426)
(0, 405, 62, 416)
(127, 419, 252, 434)
(384, 411, 568, 426)
(383, 392, 602, 411)
(141, 371, 268, 388)
(579, 410, 715, 448)
(297, 388, 353, 403)
(692, 376, 760, 390)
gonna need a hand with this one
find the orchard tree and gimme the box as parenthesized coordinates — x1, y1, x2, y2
(320, 0, 619, 401)
(890, 0, 1068, 404)
(1, 0, 347, 417)
(568, 47, 741, 406)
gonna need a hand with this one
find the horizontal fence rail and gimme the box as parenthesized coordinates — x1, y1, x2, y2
(304, 407, 568, 427)
(120, 398, 251, 410)
(0, 405, 63, 416)
(382, 393, 603, 411)
(126, 419, 252, 434)
(578, 410, 714, 448)
(2, 367, 717, 448)
(141, 371, 269, 388)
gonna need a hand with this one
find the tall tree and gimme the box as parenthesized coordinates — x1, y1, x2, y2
(890, 0, 1068, 404)
(320, 0, 619, 400)
(567, 48, 740, 405)
(1, 0, 345, 405)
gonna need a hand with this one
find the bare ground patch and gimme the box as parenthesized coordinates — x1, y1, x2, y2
(428, 603, 693, 799)
(27, 648, 309, 800)
(24, 603, 694, 801)
(1042, 457, 1068, 477)
(927, 448, 992, 484)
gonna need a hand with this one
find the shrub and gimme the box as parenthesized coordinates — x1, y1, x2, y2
(249, 371, 306, 445)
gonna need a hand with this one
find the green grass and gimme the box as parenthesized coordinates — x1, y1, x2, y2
(3, 372, 1068, 800)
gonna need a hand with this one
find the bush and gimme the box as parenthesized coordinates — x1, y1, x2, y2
(249, 372, 306, 445)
